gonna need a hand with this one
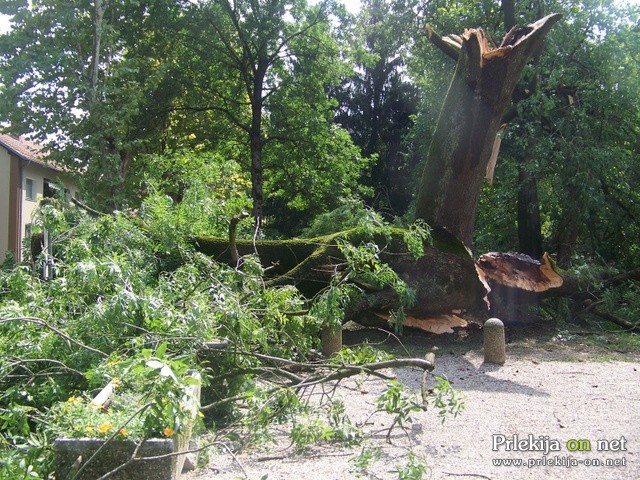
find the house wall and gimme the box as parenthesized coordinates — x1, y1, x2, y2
(0, 147, 11, 261)
(19, 162, 78, 261)
(0, 147, 78, 262)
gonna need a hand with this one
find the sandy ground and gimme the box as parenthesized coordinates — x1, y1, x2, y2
(185, 343, 640, 480)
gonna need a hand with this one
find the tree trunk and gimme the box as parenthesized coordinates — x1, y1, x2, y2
(517, 154, 544, 259)
(250, 63, 266, 228)
(415, 14, 561, 247)
(195, 230, 640, 332)
(195, 227, 489, 322)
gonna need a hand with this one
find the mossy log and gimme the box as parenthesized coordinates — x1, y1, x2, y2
(195, 227, 489, 324)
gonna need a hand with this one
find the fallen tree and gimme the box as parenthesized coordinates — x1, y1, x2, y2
(196, 227, 489, 325)
(196, 227, 639, 333)
(194, 15, 570, 330)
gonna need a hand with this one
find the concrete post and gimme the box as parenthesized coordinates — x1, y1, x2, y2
(483, 317, 506, 365)
(321, 326, 342, 357)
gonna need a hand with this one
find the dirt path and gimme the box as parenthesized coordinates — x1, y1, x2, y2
(186, 336, 640, 480)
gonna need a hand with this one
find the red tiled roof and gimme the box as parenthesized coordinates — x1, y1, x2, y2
(0, 132, 63, 171)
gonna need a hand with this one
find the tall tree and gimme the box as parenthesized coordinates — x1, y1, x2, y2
(180, 0, 364, 228)
(333, 0, 421, 215)
(413, 13, 561, 246)
(0, 0, 190, 208)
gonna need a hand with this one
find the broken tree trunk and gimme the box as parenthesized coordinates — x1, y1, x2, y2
(414, 14, 562, 247)
(196, 229, 638, 333)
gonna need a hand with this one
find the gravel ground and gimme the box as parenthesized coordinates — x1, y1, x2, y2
(185, 342, 640, 480)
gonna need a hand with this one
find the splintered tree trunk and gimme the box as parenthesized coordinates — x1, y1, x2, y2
(415, 14, 561, 247)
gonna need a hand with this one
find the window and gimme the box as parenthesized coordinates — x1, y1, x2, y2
(43, 178, 55, 198)
(25, 178, 35, 201)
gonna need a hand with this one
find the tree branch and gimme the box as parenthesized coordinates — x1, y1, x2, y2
(0, 317, 107, 358)
(425, 25, 461, 61)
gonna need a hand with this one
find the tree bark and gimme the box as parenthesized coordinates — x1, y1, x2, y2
(415, 14, 561, 247)
(195, 230, 640, 332)
(517, 153, 544, 259)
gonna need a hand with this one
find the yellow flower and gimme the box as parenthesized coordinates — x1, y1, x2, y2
(118, 428, 129, 437)
(111, 377, 121, 388)
(85, 425, 94, 433)
(163, 427, 174, 438)
(97, 422, 113, 433)
(67, 396, 82, 404)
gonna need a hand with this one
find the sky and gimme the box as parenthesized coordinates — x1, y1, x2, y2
(0, 14, 10, 34)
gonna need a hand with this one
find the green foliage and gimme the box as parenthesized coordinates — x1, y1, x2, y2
(395, 451, 428, 480)
(49, 344, 201, 441)
(290, 399, 362, 452)
(428, 376, 465, 422)
(334, 0, 423, 216)
(0, 187, 463, 477)
(0, 190, 309, 474)
(375, 380, 423, 434)
(333, 344, 393, 365)
(301, 197, 386, 238)
(350, 446, 382, 476)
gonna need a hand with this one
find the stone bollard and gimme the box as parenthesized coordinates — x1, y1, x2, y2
(483, 317, 506, 365)
(321, 326, 342, 357)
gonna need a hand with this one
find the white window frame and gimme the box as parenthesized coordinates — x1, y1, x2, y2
(25, 178, 35, 201)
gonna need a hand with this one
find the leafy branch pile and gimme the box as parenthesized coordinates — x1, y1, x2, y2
(0, 190, 461, 479)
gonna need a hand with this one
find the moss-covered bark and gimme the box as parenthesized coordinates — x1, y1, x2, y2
(195, 227, 489, 323)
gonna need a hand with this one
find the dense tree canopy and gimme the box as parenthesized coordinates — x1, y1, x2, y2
(0, 0, 638, 257)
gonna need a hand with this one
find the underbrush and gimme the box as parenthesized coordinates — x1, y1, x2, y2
(0, 192, 458, 480)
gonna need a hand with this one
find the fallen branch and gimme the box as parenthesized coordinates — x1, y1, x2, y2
(0, 317, 107, 358)
(587, 306, 640, 333)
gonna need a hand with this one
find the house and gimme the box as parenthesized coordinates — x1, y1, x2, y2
(0, 133, 79, 262)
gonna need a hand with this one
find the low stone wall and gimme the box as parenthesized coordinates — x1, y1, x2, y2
(54, 438, 176, 480)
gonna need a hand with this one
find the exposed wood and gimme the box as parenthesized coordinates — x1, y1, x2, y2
(424, 25, 461, 61)
(476, 252, 563, 320)
(485, 124, 507, 184)
(477, 252, 563, 292)
(90, 381, 116, 411)
(376, 312, 468, 334)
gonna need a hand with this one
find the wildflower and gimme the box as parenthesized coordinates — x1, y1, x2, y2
(118, 428, 129, 437)
(67, 396, 82, 404)
(85, 425, 94, 433)
(98, 422, 113, 433)
(163, 427, 174, 438)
